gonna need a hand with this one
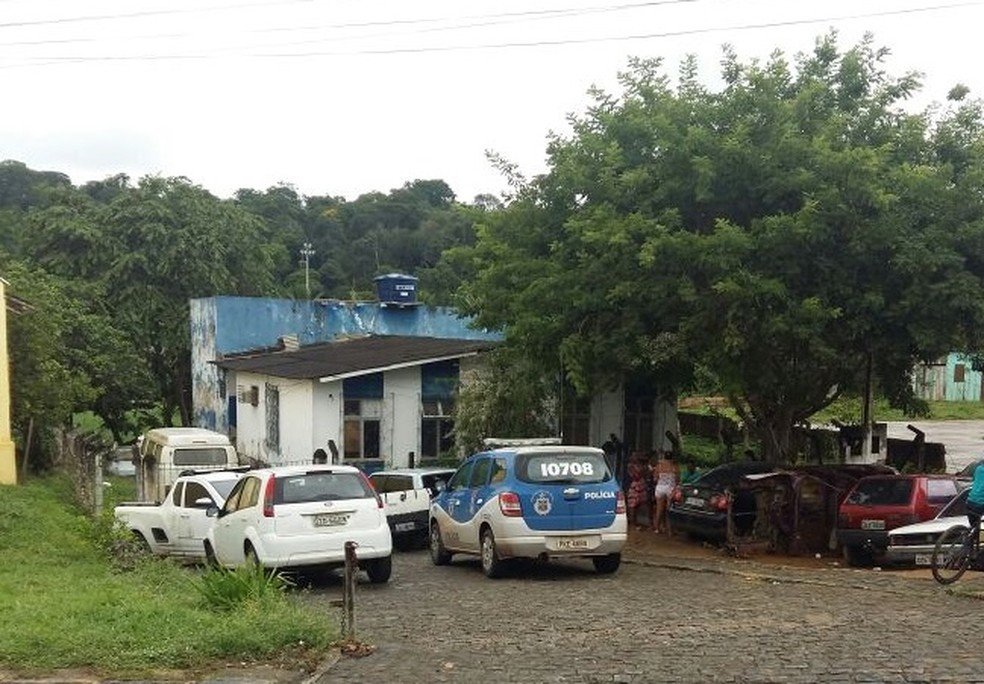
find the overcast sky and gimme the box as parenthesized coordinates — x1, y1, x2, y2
(2, 0, 982, 203)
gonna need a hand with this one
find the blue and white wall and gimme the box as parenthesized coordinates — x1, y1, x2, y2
(191, 296, 502, 432)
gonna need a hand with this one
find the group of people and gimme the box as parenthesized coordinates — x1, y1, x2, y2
(624, 450, 698, 533)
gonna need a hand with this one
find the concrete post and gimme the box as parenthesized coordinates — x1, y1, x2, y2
(0, 278, 16, 485)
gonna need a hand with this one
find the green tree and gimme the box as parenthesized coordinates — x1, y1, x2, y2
(448, 33, 984, 462)
(27, 176, 277, 427)
(2, 261, 152, 467)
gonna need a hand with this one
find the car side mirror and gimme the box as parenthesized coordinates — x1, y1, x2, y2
(433, 480, 446, 494)
(206, 505, 220, 518)
(195, 497, 213, 508)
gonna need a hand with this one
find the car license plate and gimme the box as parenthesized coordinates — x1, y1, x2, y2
(915, 554, 932, 566)
(313, 513, 349, 527)
(394, 521, 416, 532)
(555, 538, 590, 550)
(861, 519, 885, 531)
(685, 496, 704, 508)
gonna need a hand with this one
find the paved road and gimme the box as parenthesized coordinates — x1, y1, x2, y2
(303, 548, 984, 683)
(885, 420, 984, 472)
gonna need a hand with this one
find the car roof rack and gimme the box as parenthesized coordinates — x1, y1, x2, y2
(482, 437, 562, 448)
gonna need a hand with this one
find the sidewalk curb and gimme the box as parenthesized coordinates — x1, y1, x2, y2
(300, 651, 340, 684)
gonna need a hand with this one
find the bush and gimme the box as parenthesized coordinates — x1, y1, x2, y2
(192, 564, 293, 611)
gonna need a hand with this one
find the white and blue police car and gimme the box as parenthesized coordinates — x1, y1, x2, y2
(428, 440, 627, 578)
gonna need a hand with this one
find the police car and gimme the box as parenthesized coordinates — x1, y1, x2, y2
(428, 440, 627, 578)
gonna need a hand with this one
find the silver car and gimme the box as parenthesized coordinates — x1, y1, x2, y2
(885, 488, 975, 566)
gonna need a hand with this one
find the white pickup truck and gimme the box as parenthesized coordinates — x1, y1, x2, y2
(369, 468, 455, 548)
(114, 469, 245, 560)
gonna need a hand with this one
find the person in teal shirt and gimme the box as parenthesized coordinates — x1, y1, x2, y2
(965, 462, 984, 546)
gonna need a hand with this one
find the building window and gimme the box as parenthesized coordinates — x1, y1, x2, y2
(422, 399, 455, 458)
(955, 364, 966, 383)
(344, 399, 381, 459)
(265, 383, 280, 453)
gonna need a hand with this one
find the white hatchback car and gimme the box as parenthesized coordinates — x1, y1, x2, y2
(204, 464, 393, 583)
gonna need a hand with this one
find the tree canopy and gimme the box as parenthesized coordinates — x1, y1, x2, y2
(446, 33, 984, 461)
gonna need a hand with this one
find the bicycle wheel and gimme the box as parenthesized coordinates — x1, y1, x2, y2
(931, 525, 971, 585)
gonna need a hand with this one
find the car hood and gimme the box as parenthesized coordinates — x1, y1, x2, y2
(888, 515, 967, 538)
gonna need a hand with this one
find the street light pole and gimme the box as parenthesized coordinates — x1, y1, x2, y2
(300, 242, 315, 299)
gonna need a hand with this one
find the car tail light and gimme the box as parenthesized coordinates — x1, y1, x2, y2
(616, 490, 626, 515)
(499, 491, 522, 517)
(262, 475, 276, 518)
(710, 494, 728, 511)
(359, 471, 384, 509)
(671, 486, 682, 504)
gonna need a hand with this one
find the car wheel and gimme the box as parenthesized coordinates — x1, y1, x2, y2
(203, 541, 220, 569)
(364, 555, 392, 584)
(592, 553, 622, 575)
(429, 522, 452, 566)
(132, 531, 152, 553)
(244, 543, 263, 571)
(842, 544, 872, 568)
(480, 527, 505, 579)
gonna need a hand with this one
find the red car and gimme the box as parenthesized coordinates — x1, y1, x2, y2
(836, 474, 962, 566)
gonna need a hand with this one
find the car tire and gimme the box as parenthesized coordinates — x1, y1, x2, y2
(480, 527, 505, 579)
(132, 531, 152, 553)
(429, 522, 452, 566)
(244, 543, 263, 571)
(203, 540, 219, 569)
(592, 553, 621, 575)
(364, 555, 392, 584)
(843, 544, 872, 568)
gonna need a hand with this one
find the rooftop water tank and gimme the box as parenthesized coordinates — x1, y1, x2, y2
(374, 273, 419, 307)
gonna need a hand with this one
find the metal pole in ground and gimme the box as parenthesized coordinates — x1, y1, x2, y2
(342, 541, 357, 640)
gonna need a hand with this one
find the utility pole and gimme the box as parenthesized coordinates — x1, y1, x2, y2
(300, 242, 315, 299)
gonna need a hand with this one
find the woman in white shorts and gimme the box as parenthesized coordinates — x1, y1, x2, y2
(651, 451, 679, 535)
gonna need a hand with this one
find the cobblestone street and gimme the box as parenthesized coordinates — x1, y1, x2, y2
(307, 533, 984, 683)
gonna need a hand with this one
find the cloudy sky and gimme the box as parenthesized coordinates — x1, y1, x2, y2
(2, 0, 981, 202)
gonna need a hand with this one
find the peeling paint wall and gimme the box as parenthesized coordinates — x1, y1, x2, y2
(190, 296, 501, 431)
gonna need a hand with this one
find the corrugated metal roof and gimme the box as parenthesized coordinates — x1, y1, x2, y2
(212, 334, 498, 381)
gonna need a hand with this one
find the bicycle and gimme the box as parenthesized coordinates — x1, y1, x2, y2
(931, 524, 981, 584)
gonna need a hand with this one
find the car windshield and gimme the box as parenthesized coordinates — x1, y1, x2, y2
(274, 471, 374, 504)
(516, 452, 611, 484)
(212, 479, 239, 500)
(845, 478, 913, 506)
(938, 487, 969, 517)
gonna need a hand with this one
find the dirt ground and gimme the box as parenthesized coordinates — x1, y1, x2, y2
(623, 526, 935, 579)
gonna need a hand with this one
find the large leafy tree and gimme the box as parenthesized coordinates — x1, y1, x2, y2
(447, 33, 984, 461)
(26, 176, 277, 426)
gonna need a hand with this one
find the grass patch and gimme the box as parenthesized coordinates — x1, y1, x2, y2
(0, 476, 336, 678)
(682, 396, 984, 424)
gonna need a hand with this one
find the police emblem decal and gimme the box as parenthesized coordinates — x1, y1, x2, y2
(532, 491, 553, 516)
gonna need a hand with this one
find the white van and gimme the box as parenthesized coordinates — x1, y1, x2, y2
(135, 427, 239, 502)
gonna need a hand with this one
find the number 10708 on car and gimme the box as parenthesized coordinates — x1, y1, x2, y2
(539, 461, 594, 477)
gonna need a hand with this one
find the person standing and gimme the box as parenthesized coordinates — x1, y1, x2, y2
(966, 461, 984, 546)
(651, 450, 679, 535)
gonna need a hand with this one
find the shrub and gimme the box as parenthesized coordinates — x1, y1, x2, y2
(192, 563, 293, 611)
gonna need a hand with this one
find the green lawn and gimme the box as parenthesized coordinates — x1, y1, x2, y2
(683, 397, 984, 424)
(0, 476, 336, 678)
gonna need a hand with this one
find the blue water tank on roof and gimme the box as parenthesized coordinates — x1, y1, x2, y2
(374, 273, 419, 306)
